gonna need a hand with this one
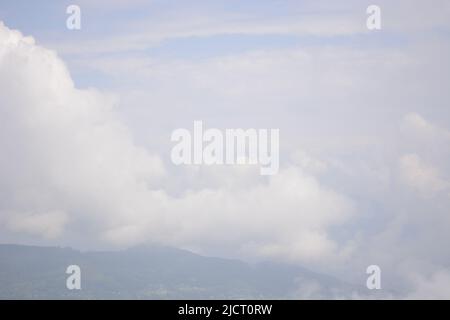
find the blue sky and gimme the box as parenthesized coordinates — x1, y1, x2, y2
(0, 0, 404, 88)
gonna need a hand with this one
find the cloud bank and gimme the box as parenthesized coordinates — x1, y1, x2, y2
(1, 0, 450, 298)
(0, 22, 354, 267)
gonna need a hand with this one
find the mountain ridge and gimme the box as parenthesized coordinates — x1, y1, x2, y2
(0, 243, 360, 299)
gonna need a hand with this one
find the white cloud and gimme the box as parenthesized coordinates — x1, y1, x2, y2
(50, 11, 364, 56)
(401, 112, 450, 143)
(407, 270, 450, 299)
(6, 210, 68, 239)
(0, 21, 166, 243)
(0, 22, 355, 269)
(399, 153, 448, 196)
(166, 166, 354, 264)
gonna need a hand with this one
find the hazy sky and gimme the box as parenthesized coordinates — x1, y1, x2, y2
(1, 0, 450, 298)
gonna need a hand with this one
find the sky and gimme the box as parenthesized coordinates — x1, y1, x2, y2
(1, 0, 450, 298)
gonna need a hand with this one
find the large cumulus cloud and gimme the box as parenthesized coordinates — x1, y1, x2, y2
(0, 22, 354, 267)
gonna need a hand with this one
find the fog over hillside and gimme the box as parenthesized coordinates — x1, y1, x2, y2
(0, 244, 370, 299)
